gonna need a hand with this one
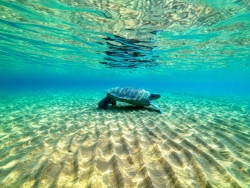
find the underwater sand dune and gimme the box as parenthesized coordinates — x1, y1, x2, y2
(0, 92, 249, 188)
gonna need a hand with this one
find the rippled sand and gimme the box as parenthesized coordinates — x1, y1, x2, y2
(0, 91, 250, 188)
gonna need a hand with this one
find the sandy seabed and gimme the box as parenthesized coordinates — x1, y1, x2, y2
(0, 91, 250, 188)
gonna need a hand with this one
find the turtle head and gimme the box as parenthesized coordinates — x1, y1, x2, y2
(149, 93, 161, 101)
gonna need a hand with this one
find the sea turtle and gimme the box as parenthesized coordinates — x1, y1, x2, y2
(98, 87, 163, 113)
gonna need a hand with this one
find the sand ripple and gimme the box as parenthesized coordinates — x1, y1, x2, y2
(0, 92, 249, 187)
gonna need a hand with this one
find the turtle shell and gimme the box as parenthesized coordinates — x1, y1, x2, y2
(107, 87, 150, 102)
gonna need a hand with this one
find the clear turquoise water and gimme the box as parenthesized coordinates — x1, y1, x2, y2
(0, 0, 250, 187)
(1, 0, 250, 95)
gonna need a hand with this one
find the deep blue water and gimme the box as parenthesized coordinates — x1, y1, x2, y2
(1, 68, 249, 98)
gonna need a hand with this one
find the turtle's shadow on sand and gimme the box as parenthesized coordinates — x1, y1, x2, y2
(97, 105, 159, 113)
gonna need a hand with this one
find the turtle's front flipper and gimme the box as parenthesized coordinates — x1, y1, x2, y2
(150, 102, 163, 114)
(111, 101, 116, 106)
(98, 97, 111, 109)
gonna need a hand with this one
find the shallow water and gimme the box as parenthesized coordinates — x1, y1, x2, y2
(0, 90, 250, 187)
(1, 0, 250, 187)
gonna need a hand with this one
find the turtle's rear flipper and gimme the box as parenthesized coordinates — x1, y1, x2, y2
(98, 97, 111, 109)
(150, 102, 163, 114)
